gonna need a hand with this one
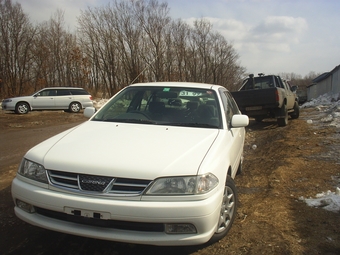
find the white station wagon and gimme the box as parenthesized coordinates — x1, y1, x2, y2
(11, 82, 249, 246)
(2, 87, 93, 114)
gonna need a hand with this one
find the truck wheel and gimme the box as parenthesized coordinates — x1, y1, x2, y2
(277, 105, 288, 127)
(290, 102, 300, 119)
(209, 175, 238, 243)
(15, 102, 29, 114)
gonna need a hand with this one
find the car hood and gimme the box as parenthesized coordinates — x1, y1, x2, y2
(5, 95, 32, 101)
(26, 121, 219, 179)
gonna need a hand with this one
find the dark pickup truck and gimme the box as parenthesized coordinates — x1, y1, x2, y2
(231, 74, 299, 126)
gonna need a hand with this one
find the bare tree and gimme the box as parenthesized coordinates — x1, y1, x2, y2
(135, 0, 171, 81)
(0, 0, 36, 96)
(1, 0, 247, 99)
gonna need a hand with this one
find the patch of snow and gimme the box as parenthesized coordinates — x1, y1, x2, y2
(93, 98, 109, 109)
(301, 93, 340, 212)
(299, 189, 340, 213)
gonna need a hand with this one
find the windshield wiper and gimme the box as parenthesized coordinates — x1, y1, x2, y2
(164, 122, 219, 128)
(103, 118, 157, 124)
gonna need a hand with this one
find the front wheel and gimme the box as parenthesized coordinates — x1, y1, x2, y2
(69, 102, 81, 113)
(15, 102, 29, 114)
(209, 175, 238, 243)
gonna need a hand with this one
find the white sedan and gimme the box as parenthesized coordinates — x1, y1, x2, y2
(11, 82, 248, 246)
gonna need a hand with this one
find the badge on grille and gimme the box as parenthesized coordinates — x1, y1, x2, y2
(79, 175, 114, 192)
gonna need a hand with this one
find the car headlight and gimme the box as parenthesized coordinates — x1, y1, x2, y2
(145, 173, 218, 195)
(18, 158, 48, 183)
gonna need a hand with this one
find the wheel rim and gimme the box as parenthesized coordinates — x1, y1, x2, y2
(18, 104, 28, 114)
(70, 103, 80, 112)
(216, 185, 236, 233)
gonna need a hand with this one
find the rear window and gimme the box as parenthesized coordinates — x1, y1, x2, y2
(241, 76, 276, 90)
(69, 89, 90, 95)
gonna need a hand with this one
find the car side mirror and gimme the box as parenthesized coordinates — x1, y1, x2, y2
(291, 85, 298, 92)
(84, 107, 96, 118)
(231, 114, 249, 128)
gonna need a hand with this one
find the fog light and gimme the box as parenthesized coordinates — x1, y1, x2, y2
(165, 223, 197, 234)
(16, 199, 35, 213)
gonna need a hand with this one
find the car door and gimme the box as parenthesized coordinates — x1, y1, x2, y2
(220, 89, 245, 172)
(31, 89, 56, 110)
(55, 89, 73, 109)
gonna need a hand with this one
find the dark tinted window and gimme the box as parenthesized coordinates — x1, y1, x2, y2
(70, 89, 89, 95)
(57, 89, 71, 96)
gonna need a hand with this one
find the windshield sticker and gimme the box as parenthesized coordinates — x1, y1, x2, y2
(163, 88, 170, 91)
(179, 91, 203, 96)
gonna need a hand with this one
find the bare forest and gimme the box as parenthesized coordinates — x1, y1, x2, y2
(0, 0, 249, 99)
(0, 0, 319, 102)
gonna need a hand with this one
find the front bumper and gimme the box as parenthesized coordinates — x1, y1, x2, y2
(1, 102, 15, 111)
(12, 177, 222, 246)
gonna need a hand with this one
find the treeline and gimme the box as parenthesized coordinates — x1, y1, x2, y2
(0, 0, 246, 98)
(279, 71, 321, 94)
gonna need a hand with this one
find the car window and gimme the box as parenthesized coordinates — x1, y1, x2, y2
(57, 89, 71, 96)
(70, 89, 89, 95)
(220, 90, 240, 128)
(38, 89, 57, 97)
(92, 86, 221, 128)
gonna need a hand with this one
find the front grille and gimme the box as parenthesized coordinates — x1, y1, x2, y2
(36, 207, 164, 232)
(48, 170, 152, 195)
(79, 174, 113, 192)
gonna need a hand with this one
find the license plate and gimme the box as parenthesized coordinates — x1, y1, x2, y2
(64, 207, 111, 219)
(246, 106, 262, 111)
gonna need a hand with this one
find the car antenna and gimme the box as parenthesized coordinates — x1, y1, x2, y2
(129, 59, 156, 85)
(129, 51, 160, 85)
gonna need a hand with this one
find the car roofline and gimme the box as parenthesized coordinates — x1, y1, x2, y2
(127, 82, 223, 90)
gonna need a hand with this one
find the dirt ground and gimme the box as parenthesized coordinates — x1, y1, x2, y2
(0, 108, 339, 255)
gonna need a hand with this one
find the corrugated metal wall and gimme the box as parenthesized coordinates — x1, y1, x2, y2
(332, 67, 340, 94)
(307, 65, 340, 100)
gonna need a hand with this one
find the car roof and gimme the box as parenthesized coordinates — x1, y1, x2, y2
(40, 87, 85, 90)
(128, 82, 224, 90)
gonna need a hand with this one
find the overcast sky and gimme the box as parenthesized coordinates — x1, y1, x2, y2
(15, 0, 340, 77)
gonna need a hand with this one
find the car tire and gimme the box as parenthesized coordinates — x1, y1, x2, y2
(69, 102, 81, 113)
(209, 175, 238, 243)
(290, 102, 300, 119)
(277, 104, 288, 127)
(15, 102, 29, 114)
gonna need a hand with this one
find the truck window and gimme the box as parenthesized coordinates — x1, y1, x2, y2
(274, 76, 284, 88)
(241, 76, 275, 90)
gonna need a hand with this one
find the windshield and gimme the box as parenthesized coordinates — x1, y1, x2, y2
(92, 86, 222, 128)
